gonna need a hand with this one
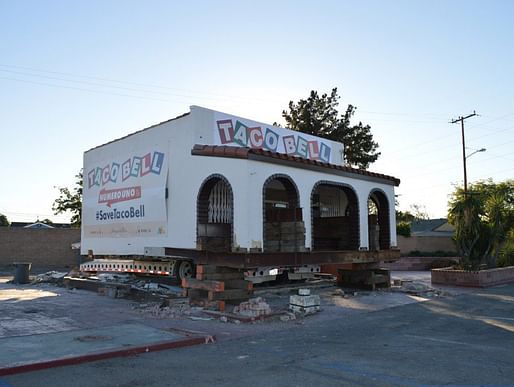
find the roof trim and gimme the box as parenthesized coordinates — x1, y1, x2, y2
(85, 112, 190, 153)
(192, 145, 400, 186)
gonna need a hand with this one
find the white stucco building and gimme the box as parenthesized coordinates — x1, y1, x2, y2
(81, 106, 400, 270)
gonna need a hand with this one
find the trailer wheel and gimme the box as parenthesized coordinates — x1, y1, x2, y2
(177, 260, 195, 280)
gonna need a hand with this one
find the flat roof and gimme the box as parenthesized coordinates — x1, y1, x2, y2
(85, 112, 190, 153)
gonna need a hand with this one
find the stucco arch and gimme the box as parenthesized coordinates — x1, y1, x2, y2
(367, 188, 390, 250)
(310, 180, 360, 250)
(262, 174, 304, 252)
(196, 174, 234, 251)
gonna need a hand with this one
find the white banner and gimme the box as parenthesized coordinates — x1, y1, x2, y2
(213, 112, 339, 164)
(82, 147, 168, 238)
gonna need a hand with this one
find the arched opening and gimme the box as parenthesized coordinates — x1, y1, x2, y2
(311, 182, 359, 251)
(368, 190, 390, 250)
(197, 175, 233, 252)
(263, 175, 304, 252)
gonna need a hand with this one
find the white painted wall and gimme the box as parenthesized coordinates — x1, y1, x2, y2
(240, 160, 396, 250)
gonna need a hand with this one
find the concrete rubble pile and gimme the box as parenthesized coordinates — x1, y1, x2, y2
(90, 273, 183, 296)
(133, 282, 183, 296)
(233, 297, 272, 317)
(393, 280, 447, 298)
(134, 300, 195, 319)
(96, 273, 132, 283)
(31, 271, 68, 284)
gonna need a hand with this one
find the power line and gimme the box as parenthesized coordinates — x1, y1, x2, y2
(0, 76, 171, 102)
(464, 112, 514, 131)
(0, 68, 275, 104)
(358, 110, 449, 119)
(400, 164, 513, 194)
(386, 113, 514, 157)
(364, 117, 449, 124)
(385, 123, 513, 164)
(0, 68, 193, 98)
(0, 63, 278, 104)
(389, 140, 513, 179)
(398, 149, 514, 181)
(4, 63, 512, 129)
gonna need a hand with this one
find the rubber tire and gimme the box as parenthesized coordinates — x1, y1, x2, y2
(177, 260, 195, 280)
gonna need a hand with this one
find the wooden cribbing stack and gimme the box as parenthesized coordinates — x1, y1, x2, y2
(181, 265, 253, 312)
(264, 221, 306, 253)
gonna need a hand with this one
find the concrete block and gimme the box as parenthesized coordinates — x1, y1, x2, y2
(289, 294, 320, 308)
(290, 293, 320, 314)
(289, 304, 320, 314)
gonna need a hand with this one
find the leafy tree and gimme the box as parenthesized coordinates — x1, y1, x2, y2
(498, 229, 514, 267)
(409, 204, 430, 220)
(281, 88, 380, 169)
(396, 204, 430, 238)
(448, 179, 514, 270)
(0, 213, 9, 227)
(396, 210, 415, 223)
(396, 221, 411, 237)
(53, 170, 83, 228)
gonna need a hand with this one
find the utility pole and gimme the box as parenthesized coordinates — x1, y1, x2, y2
(451, 111, 477, 194)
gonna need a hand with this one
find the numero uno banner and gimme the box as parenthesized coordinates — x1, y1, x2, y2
(83, 147, 168, 238)
(214, 114, 334, 164)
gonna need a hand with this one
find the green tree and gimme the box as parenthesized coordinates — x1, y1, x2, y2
(410, 203, 430, 220)
(0, 213, 9, 227)
(498, 229, 514, 267)
(448, 179, 514, 270)
(53, 170, 83, 228)
(396, 210, 415, 223)
(281, 88, 380, 169)
(396, 221, 411, 237)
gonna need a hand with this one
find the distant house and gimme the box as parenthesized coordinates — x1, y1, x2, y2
(23, 222, 54, 229)
(10, 222, 71, 229)
(397, 218, 456, 255)
(410, 218, 455, 237)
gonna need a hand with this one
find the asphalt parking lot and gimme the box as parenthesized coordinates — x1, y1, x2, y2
(2, 272, 514, 386)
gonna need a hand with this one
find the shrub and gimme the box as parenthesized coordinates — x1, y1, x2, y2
(498, 240, 514, 267)
(396, 221, 411, 237)
(448, 180, 514, 270)
(407, 250, 458, 257)
(429, 258, 459, 269)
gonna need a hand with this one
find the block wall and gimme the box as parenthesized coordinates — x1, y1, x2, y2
(0, 228, 81, 271)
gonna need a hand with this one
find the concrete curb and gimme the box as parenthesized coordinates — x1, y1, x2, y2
(0, 335, 211, 376)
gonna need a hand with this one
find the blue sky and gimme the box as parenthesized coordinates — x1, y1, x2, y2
(1, 0, 513, 222)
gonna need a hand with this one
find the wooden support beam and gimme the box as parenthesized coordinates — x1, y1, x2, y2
(182, 278, 224, 292)
(196, 272, 244, 281)
(196, 265, 241, 274)
(189, 299, 225, 312)
(187, 288, 208, 300)
(224, 279, 253, 290)
(208, 289, 253, 301)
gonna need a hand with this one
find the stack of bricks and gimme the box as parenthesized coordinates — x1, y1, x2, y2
(312, 216, 355, 250)
(233, 297, 272, 317)
(264, 221, 306, 252)
(182, 265, 253, 312)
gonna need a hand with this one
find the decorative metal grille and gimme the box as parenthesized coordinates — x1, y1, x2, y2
(208, 180, 232, 223)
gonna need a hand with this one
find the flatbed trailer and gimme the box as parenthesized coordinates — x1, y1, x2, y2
(80, 247, 400, 284)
